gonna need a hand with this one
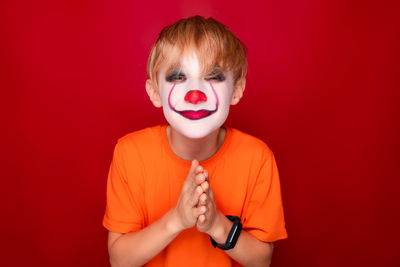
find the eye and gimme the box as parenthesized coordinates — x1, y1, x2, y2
(205, 73, 226, 82)
(205, 67, 226, 82)
(166, 72, 186, 82)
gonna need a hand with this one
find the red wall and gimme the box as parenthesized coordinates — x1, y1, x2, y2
(1, 1, 399, 266)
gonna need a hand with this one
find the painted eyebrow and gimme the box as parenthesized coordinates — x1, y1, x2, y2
(207, 67, 223, 76)
(206, 66, 225, 79)
(165, 70, 185, 82)
(205, 68, 226, 81)
(166, 66, 184, 76)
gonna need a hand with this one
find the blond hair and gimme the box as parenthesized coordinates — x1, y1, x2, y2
(147, 16, 247, 86)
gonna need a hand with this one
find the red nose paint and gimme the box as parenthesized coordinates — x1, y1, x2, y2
(184, 90, 207, 104)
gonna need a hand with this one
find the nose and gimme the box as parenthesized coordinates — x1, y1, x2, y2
(184, 90, 207, 104)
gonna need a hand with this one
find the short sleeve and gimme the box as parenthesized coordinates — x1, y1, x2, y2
(242, 150, 288, 242)
(102, 141, 145, 233)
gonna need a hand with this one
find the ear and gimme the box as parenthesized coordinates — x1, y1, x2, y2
(145, 79, 162, 108)
(231, 78, 246, 105)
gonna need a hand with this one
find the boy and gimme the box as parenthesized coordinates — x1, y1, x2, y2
(103, 16, 287, 267)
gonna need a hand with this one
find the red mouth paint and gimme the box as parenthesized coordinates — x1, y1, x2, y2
(178, 110, 214, 120)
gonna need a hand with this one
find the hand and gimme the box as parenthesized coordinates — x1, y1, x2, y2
(171, 160, 210, 232)
(196, 181, 219, 235)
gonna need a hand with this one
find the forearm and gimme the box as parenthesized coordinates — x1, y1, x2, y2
(108, 209, 181, 267)
(210, 212, 273, 267)
(226, 231, 273, 267)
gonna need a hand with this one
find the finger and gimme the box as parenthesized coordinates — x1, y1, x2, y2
(190, 185, 204, 206)
(200, 181, 209, 193)
(188, 160, 199, 177)
(183, 160, 199, 190)
(194, 205, 207, 218)
(194, 164, 204, 175)
(203, 169, 209, 181)
(198, 193, 207, 206)
(195, 173, 206, 185)
(197, 214, 206, 225)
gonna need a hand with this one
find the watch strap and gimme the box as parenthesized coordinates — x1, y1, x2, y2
(210, 215, 242, 250)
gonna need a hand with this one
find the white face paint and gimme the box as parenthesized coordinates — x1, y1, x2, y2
(158, 53, 235, 139)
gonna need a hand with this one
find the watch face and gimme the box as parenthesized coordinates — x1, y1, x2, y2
(227, 225, 238, 244)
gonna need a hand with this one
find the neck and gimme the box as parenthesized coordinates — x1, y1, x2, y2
(166, 125, 226, 162)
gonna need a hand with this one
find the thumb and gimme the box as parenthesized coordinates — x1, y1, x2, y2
(197, 214, 206, 227)
(188, 160, 199, 178)
(184, 160, 200, 188)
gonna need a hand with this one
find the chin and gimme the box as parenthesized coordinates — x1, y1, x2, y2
(183, 128, 216, 139)
(168, 115, 228, 140)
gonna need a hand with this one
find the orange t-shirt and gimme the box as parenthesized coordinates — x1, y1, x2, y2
(103, 125, 287, 266)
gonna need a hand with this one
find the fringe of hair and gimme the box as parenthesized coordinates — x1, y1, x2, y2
(147, 16, 247, 87)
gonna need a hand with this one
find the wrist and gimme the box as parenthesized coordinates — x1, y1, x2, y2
(165, 208, 184, 235)
(210, 215, 243, 250)
(208, 211, 233, 244)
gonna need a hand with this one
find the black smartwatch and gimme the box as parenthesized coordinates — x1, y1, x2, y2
(210, 215, 242, 250)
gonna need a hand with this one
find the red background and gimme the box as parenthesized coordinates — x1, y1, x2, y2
(1, 0, 399, 266)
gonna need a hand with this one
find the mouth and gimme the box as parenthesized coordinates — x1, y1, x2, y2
(176, 109, 216, 120)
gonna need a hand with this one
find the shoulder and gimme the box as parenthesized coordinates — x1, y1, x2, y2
(227, 127, 274, 161)
(114, 125, 165, 159)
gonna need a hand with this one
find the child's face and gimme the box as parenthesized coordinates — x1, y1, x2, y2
(158, 53, 235, 139)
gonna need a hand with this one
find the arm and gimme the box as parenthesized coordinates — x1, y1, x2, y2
(209, 211, 274, 267)
(108, 209, 180, 267)
(108, 160, 209, 267)
(197, 186, 274, 267)
(196, 149, 286, 266)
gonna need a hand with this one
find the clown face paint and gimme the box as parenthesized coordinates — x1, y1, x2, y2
(158, 53, 235, 139)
